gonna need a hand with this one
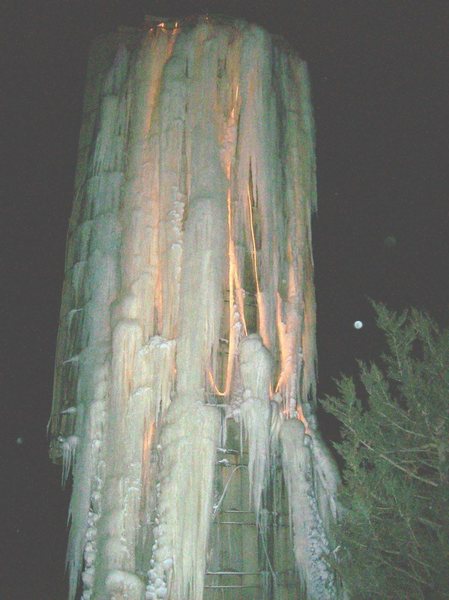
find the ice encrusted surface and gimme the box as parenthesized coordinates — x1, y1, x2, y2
(49, 17, 342, 600)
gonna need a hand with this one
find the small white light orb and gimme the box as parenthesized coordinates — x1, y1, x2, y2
(353, 320, 363, 330)
(16, 436, 24, 445)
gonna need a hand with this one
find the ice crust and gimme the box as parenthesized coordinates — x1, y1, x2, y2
(50, 17, 340, 600)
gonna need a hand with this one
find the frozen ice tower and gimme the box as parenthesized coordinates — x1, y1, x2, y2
(49, 16, 343, 600)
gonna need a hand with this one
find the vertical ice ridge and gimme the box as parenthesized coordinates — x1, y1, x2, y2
(90, 32, 180, 597)
(148, 403, 220, 600)
(280, 420, 337, 600)
(65, 43, 132, 600)
(175, 24, 228, 399)
(238, 334, 273, 517)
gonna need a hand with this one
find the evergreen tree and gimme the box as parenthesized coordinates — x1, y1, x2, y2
(323, 303, 449, 599)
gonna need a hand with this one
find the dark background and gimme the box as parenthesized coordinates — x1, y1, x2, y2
(2, 1, 448, 598)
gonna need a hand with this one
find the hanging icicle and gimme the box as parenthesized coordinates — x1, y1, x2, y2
(280, 419, 337, 600)
(49, 16, 342, 600)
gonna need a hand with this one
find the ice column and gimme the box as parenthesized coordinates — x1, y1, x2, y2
(49, 17, 341, 600)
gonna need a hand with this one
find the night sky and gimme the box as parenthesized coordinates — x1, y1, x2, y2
(2, 1, 448, 598)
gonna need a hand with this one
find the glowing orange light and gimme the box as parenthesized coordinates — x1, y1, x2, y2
(143, 420, 155, 458)
(247, 181, 260, 298)
(222, 178, 248, 396)
(296, 404, 310, 433)
(275, 292, 287, 393)
(208, 369, 225, 396)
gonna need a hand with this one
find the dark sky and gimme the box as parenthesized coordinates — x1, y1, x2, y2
(2, 1, 448, 598)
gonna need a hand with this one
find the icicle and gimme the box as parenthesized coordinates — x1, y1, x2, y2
(148, 402, 221, 600)
(308, 429, 342, 541)
(237, 334, 272, 516)
(64, 40, 131, 598)
(61, 435, 79, 487)
(175, 25, 228, 399)
(280, 419, 337, 599)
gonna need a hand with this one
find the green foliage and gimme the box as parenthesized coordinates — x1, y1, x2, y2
(323, 303, 449, 599)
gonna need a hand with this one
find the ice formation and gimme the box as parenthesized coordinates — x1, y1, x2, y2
(237, 334, 272, 517)
(49, 16, 341, 600)
(280, 420, 336, 599)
